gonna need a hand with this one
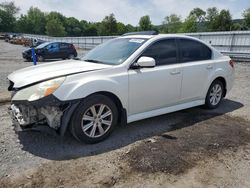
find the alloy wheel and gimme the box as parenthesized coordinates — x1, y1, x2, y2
(81, 104, 113, 138)
(209, 84, 222, 106)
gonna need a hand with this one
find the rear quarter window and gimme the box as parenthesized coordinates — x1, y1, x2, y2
(179, 39, 212, 63)
(60, 43, 70, 49)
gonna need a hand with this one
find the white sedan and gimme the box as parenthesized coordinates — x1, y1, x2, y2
(8, 31, 235, 143)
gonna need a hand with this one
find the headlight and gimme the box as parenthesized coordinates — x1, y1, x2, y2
(12, 77, 65, 101)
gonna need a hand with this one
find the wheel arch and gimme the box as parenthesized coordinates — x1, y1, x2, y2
(86, 91, 127, 126)
(209, 76, 227, 97)
(60, 91, 127, 137)
(215, 77, 227, 97)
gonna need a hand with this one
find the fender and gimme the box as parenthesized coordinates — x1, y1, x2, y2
(53, 71, 129, 111)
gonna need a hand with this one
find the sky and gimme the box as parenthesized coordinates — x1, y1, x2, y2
(2, 0, 250, 25)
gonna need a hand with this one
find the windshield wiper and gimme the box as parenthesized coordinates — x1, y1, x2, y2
(84, 59, 104, 64)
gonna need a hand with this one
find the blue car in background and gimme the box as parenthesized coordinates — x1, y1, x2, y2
(22, 42, 78, 62)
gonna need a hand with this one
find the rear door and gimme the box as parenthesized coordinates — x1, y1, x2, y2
(177, 38, 213, 102)
(59, 43, 70, 58)
(128, 38, 182, 115)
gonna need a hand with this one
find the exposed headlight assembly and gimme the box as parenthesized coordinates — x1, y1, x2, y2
(12, 77, 65, 101)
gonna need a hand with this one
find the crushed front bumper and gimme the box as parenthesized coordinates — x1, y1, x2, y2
(8, 95, 79, 136)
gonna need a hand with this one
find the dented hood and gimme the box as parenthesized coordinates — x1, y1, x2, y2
(8, 60, 112, 89)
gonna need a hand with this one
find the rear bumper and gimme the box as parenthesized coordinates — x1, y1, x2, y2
(225, 72, 235, 94)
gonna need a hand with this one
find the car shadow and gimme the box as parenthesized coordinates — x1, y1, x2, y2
(17, 99, 244, 160)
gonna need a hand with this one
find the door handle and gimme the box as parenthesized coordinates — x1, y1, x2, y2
(207, 65, 213, 70)
(170, 71, 181, 75)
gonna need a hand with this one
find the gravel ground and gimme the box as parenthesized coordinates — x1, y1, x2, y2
(0, 40, 250, 188)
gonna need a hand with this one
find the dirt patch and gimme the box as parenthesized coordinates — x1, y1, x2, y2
(125, 114, 250, 175)
(0, 153, 129, 188)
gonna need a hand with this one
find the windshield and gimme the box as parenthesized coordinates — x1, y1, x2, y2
(35, 42, 51, 49)
(82, 38, 147, 65)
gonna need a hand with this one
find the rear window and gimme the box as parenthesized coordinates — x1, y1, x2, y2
(60, 43, 70, 49)
(179, 39, 212, 62)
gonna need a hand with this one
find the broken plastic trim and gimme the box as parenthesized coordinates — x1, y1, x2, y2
(9, 94, 80, 137)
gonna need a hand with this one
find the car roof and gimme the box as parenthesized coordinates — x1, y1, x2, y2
(120, 34, 197, 40)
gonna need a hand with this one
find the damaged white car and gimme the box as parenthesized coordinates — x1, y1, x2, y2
(8, 31, 234, 143)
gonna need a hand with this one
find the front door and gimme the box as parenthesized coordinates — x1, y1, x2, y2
(128, 39, 182, 116)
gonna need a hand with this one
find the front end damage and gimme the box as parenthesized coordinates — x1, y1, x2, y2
(8, 95, 79, 136)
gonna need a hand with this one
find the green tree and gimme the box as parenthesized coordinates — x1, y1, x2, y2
(214, 9, 232, 31)
(139, 15, 152, 31)
(125, 24, 136, 33)
(15, 14, 31, 33)
(100, 13, 118, 35)
(85, 24, 98, 36)
(46, 19, 66, 37)
(26, 7, 46, 34)
(243, 8, 250, 28)
(162, 14, 182, 33)
(65, 17, 81, 36)
(0, 1, 19, 32)
(180, 15, 197, 33)
(46, 11, 66, 26)
(189, 8, 206, 23)
(231, 23, 242, 31)
(206, 7, 219, 31)
(117, 22, 127, 35)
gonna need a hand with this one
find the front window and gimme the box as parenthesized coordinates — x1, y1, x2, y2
(35, 42, 51, 49)
(82, 38, 147, 65)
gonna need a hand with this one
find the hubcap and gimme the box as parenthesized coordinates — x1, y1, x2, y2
(209, 84, 222, 106)
(81, 104, 113, 138)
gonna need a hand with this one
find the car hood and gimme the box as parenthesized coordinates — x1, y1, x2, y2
(8, 60, 112, 89)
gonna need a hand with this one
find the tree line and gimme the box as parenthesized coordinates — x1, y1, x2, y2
(1, 1, 250, 37)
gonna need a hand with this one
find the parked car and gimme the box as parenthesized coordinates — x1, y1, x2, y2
(4, 33, 17, 42)
(9, 36, 26, 45)
(22, 42, 77, 61)
(0, 33, 5, 40)
(8, 31, 235, 143)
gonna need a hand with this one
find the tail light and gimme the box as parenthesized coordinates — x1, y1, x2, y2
(229, 60, 235, 68)
(71, 44, 75, 49)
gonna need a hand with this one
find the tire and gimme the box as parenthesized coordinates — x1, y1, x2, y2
(68, 54, 75, 59)
(25, 58, 31, 62)
(37, 55, 44, 62)
(70, 94, 118, 144)
(205, 80, 224, 109)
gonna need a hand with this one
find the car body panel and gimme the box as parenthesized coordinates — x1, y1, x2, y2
(8, 60, 112, 88)
(8, 34, 235, 136)
(128, 63, 182, 115)
(53, 66, 129, 110)
(180, 60, 215, 102)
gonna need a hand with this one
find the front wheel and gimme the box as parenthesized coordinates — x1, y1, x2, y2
(70, 94, 118, 144)
(37, 55, 44, 62)
(205, 80, 224, 109)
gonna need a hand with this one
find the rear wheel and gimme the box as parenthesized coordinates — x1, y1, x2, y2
(68, 54, 75, 59)
(70, 94, 118, 144)
(205, 80, 224, 109)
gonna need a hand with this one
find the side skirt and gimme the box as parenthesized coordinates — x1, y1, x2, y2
(127, 100, 205, 123)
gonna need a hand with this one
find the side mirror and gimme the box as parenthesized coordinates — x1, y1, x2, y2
(136, 56, 156, 68)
